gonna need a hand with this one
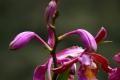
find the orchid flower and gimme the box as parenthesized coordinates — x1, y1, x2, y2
(52, 27, 108, 80)
(34, 27, 108, 80)
(9, 0, 120, 80)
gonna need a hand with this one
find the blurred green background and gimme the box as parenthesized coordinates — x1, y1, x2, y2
(0, 0, 120, 80)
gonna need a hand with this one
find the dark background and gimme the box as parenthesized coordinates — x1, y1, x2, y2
(0, 0, 120, 80)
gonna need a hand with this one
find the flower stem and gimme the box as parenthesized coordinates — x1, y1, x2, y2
(51, 28, 58, 80)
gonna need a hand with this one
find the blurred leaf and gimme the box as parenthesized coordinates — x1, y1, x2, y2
(57, 68, 70, 80)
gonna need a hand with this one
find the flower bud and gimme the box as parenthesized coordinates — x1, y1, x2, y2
(45, 0, 57, 24)
(9, 31, 35, 50)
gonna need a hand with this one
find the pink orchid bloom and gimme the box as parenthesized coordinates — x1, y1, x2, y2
(53, 27, 108, 80)
(33, 27, 107, 80)
(9, 0, 118, 79)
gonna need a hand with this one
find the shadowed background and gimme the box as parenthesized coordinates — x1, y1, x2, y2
(0, 0, 120, 80)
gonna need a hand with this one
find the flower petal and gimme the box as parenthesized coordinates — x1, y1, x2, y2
(53, 58, 78, 74)
(47, 58, 53, 80)
(45, 0, 57, 24)
(95, 27, 107, 43)
(33, 63, 47, 80)
(58, 29, 97, 51)
(113, 52, 120, 63)
(56, 46, 84, 60)
(9, 31, 52, 51)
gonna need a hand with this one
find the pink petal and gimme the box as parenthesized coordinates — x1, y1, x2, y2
(56, 46, 84, 60)
(47, 58, 53, 80)
(95, 27, 107, 43)
(58, 29, 97, 51)
(33, 63, 47, 80)
(113, 52, 120, 64)
(53, 58, 78, 74)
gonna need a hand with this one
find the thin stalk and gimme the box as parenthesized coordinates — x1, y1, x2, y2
(51, 28, 58, 80)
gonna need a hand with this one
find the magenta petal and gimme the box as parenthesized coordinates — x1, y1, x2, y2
(113, 52, 120, 63)
(47, 58, 53, 80)
(58, 29, 97, 51)
(108, 68, 120, 80)
(76, 29, 97, 51)
(53, 58, 78, 74)
(56, 46, 84, 60)
(47, 25, 55, 48)
(33, 63, 47, 80)
(9, 31, 35, 50)
(45, 0, 57, 24)
(95, 27, 107, 43)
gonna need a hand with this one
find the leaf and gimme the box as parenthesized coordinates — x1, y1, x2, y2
(57, 68, 70, 80)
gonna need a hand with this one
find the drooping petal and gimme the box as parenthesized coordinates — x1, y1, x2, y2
(33, 63, 48, 80)
(9, 31, 52, 51)
(56, 46, 84, 60)
(45, 0, 57, 24)
(108, 67, 120, 80)
(47, 58, 53, 80)
(95, 27, 107, 43)
(113, 52, 120, 63)
(47, 25, 55, 48)
(58, 29, 97, 51)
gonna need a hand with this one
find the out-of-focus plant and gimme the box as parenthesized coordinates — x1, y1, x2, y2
(9, 0, 120, 80)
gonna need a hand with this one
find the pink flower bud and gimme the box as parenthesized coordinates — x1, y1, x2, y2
(45, 1, 57, 24)
(9, 31, 35, 50)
